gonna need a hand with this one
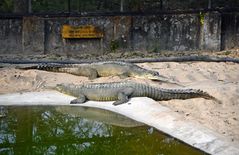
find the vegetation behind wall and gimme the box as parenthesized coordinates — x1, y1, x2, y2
(1, 0, 239, 13)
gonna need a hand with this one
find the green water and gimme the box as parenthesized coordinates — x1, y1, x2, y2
(0, 106, 207, 155)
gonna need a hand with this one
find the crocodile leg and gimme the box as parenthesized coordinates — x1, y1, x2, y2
(70, 94, 86, 104)
(113, 88, 134, 106)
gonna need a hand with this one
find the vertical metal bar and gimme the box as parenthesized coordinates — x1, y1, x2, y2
(120, 0, 124, 12)
(208, 0, 211, 9)
(28, 0, 32, 13)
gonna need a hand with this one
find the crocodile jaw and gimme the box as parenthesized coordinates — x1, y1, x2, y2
(133, 74, 159, 80)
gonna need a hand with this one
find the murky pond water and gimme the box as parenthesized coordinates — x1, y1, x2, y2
(0, 106, 207, 155)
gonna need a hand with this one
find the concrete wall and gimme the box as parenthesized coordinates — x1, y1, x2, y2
(0, 12, 237, 55)
(200, 12, 221, 51)
(132, 14, 201, 51)
(221, 13, 239, 50)
(22, 17, 45, 53)
(0, 19, 22, 54)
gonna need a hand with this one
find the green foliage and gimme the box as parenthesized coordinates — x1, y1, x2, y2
(32, 0, 121, 12)
(0, 0, 13, 13)
(32, 0, 67, 13)
(213, 0, 239, 8)
(110, 40, 120, 52)
(150, 47, 159, 53)
(1, 0, 239, 13)
(224, 51, 231, 55)
(128, 0, 141, 11)
(199, 12, 205, 25)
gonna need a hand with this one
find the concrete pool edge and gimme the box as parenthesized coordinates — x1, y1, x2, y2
(0, 91, 238, 155)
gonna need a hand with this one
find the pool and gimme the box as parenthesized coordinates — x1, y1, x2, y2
(0, 106, 207, 155)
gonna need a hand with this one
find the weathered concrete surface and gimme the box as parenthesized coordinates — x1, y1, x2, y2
(22, 17, 45, 54)
(0, 91, 238, 155)
(0, 19, 22, 54)
(1, 12, 238, 54)
(221, 13, 239, 50)
(200, 12, 221, 51)
(132, 14, 201, 51)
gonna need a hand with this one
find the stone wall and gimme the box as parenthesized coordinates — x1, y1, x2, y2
(221, 13, 239, 50)
(132, 14, 201, 51)
(22, 17, 45, 53)
(0, 12, 237, 55)
(199, 12, 221, 51)
(0, 19, 22, 54)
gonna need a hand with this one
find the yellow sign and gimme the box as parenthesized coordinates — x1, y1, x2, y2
(62, 25, 103, 39)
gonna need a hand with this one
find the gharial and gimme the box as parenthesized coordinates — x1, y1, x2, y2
(54, 81, 219, 106)
(17, 61, 181, 85)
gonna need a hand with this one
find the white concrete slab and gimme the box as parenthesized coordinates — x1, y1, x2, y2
(0, 91, 238, 155)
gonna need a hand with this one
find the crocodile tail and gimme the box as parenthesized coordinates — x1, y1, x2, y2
(160, 88, 220, 103)
(16, 63, 66, 72)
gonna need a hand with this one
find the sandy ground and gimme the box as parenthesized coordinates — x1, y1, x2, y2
(0, 62, 238, 144)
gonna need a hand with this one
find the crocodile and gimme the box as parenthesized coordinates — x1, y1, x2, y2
(55, 81, 218, 106)
(17, 61, 181, 85)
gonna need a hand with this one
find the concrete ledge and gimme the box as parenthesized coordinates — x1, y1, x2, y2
(0, 91, 238, 155)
